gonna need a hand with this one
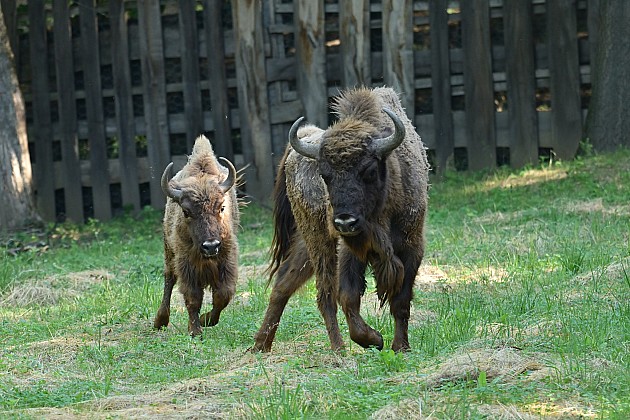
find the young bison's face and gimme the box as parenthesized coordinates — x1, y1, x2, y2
(177, 189, 229, 257)
(161, 158, 236, 258)
(289, 108, 405, 237)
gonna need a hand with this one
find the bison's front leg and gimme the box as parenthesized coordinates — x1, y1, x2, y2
(338, 246, 384, 350)
(200, 258, 237, 327)
(389, 246, 422, 352)
(154, 271, 176, 330)
(182, 285, 204, 337)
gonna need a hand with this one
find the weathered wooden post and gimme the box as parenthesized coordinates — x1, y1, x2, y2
(79, 0, 112, 220)
(294, 0, 327, 127)
(232, 0, 274, 204)
(429, 0, 454, 177)
(110, 0, 141, 213)
(461, 0, 496, 170)
(203, 0, 233, 162)
(53, 0, 84, 222)
(28, 0, 56, 221)
(382, 0, 414, 115)
(547, 0, 582, 160)
(339, 0, 371, 88)
(178, 0, 204, 151)
(137, 0, 170, 209)
(504, 0, 538, 168)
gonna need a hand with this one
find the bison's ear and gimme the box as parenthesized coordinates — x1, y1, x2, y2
(161, 162, 184, 201)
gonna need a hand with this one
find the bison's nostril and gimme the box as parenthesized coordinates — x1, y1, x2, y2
(333, 214, 359, 233)
(201, 239, 221, 256)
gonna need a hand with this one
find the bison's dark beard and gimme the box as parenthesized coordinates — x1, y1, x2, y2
(341, 223, 404, 306)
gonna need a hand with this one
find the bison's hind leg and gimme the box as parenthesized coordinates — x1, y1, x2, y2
(389, 246, 423, 352)
(251, 241, 314, 352)
(154, 272, 177, 330)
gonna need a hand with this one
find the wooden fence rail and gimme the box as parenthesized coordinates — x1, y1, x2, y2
(7, 0, 593, 222)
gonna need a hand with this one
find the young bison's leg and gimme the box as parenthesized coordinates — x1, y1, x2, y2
(389, 246, 422, 352)
(200, 256, 237, 327)
(154, 270, 176, 329)
(181, 284, 204, 337)
(251, 241, 313, 352)
(338, 246, 384, 350)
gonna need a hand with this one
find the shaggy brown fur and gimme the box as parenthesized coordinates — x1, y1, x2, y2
(153, 135, 240, 337)
(253, 87, 429, 353)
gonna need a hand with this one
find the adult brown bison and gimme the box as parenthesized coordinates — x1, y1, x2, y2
(252, 87, 429, 352)
(153, 135, 239, 337)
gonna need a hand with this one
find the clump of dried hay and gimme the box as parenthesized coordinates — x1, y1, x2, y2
(2, 269, 113, 307)
(424, 347, 546, 388)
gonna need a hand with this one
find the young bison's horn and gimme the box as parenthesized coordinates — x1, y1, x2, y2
(218, 157, 236, 193)
(161, 162, 183, 201)
(372, 107, 406, 157)
(289, 117, 320, 160)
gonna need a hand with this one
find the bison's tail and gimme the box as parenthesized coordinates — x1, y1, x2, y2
(266, 149, 296, 284)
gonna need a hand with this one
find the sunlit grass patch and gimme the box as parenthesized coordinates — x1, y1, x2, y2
(1, 149, 629, 417)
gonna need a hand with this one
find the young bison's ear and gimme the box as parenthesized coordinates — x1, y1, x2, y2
(161, 162, 184, 201)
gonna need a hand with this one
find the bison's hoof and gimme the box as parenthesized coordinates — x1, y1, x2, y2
(249, 342, 272, 353)
(199, 312, 219, 327)
(391, 340, 411, 353)
(153, 317, 169, 330)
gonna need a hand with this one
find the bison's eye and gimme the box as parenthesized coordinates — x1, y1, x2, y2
(182, 208, 192, 218)
(362, 166, 378, 183)
(220, 206, 226, 214)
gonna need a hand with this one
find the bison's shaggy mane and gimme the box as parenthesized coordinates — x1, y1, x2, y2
(332, 87, 385, 126)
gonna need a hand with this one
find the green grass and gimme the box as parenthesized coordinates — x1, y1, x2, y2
(1, 149, 629, 418)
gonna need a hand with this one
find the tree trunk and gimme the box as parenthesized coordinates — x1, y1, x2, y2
(585, 0, 630, 151)
(0, 5, 39, 230)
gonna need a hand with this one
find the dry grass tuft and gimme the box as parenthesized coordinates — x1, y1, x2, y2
(423, 347, 546, 387)
(1, 269, 113, 307)
(370, 398, 430, 419)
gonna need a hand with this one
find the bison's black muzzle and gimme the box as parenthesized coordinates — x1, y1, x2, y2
(333, 214, 361, 236)
(201, 239, 221, 257)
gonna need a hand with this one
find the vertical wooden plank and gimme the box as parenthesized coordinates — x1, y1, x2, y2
(179, 0, 203, 150)
(504, 0, 538, 168)
(109, 0, 140, 212)
(547, 0, 582, 160)
(28, 0, 56, 221)
(339, 0, 371, 88)
(232, 0, 274, 204)
(52, 0, 84, 222)
(137, 0, 170, 209)
(461, 0, 496, 170)
(79, 0, 112, 220)
(382, 0, 414, 115)
(587, 0, 600, 68)
(294, 0, 327, 127)
(202, 0, 233, 161)
(429, 0, 454, 177)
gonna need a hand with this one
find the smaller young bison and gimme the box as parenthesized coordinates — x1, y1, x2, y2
(153, 135, 239, 337)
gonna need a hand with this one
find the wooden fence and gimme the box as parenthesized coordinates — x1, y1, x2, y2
(8, 0, 594, 222)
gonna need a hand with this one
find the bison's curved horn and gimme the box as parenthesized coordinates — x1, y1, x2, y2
(372, 107, 406, 156)
(161, 162, 183, 201)
(218, 157, 236, 193)
(289, 116, 320, 160)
